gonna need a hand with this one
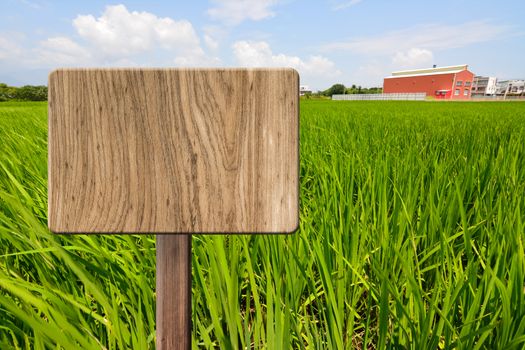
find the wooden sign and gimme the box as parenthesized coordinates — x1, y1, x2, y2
(48, 68, 299, 349)
(48, 68, 299, 234)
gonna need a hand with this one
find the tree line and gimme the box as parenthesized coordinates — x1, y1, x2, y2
(0, 83, 48, 101)
(1, 81, 382, 101)
(321, 83, 383, 96)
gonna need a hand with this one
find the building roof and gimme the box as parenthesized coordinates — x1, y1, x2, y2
(384, 64, 469, 79)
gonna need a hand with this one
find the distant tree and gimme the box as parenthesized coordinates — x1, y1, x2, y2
(323, 83, 346, 96)
(0, 84, 7, 102)
(13, 85, 48, 101)
(0, 83, 16, 101)
(0, 83, 49, 101)
(345, 85, 383, 94)
(346, 85, 358, 94)
(367, 87, 383, 94)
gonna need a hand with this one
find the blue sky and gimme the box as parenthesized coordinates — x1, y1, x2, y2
(0, 0, 523, 90)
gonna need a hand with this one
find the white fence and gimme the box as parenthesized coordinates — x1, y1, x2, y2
(470, 96, 525, 101)
(332, 93, 426, 101)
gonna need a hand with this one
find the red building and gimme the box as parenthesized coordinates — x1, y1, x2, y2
(383, 65, 475, 99)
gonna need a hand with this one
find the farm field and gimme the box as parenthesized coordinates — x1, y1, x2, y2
(1, 100, 525, 349)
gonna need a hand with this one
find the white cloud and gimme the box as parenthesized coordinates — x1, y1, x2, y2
(208, 0, 278, 25)
(0, 36, 23, 60)
(202, 25, 228, 53)
(22, 5, 219, 68)
(350, 65, 387, 87)
(392, 48, 433, 68)
(332, 0, 362, 11)
(320, 21, 510, 85)
(34, 37, 92, 65)
(323, 21, 510, 54)
(2, 5, 223, 73)
(232, 40, 340, 78)
(233, 41, 271, 66)
(73, 4, 202, 58)
(173, 53, 221, 66)
(204, 34, 219, 51)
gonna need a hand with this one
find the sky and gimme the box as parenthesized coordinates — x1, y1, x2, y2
(0, 0, 523, 91)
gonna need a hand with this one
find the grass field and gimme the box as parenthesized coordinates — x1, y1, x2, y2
(1, 100, 525, 349)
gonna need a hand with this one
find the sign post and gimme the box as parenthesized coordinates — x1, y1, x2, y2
(48, 68, 299, 349)
(156, 235, 191, 349)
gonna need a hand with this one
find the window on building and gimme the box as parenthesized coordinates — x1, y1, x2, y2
(455, 89, 460, 96)
(456, 81, 463, 86)
(465, 81, 471, 86)
(464, 89, 469, 96)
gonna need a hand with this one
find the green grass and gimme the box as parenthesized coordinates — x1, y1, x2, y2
(1, 100, 525, 349)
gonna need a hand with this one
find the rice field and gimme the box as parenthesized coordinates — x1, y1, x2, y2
(1, 100, 525, 349)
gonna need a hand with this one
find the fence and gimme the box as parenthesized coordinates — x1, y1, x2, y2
(470, 96, 525, 101)
(332, 93, 426, 101)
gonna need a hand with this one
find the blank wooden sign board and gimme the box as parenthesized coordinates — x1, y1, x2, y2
(48, 68, 299, 349)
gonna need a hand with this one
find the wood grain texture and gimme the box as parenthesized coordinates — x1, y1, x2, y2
(156, 234, 191, 350)
(48, 68, 299, 234)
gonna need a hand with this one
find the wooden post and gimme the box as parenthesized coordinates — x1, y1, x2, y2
(156, 235, 191, 350)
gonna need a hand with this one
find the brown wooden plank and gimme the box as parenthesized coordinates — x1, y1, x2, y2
(48, 68, 299, 233)
(156, 234, 191, 349)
